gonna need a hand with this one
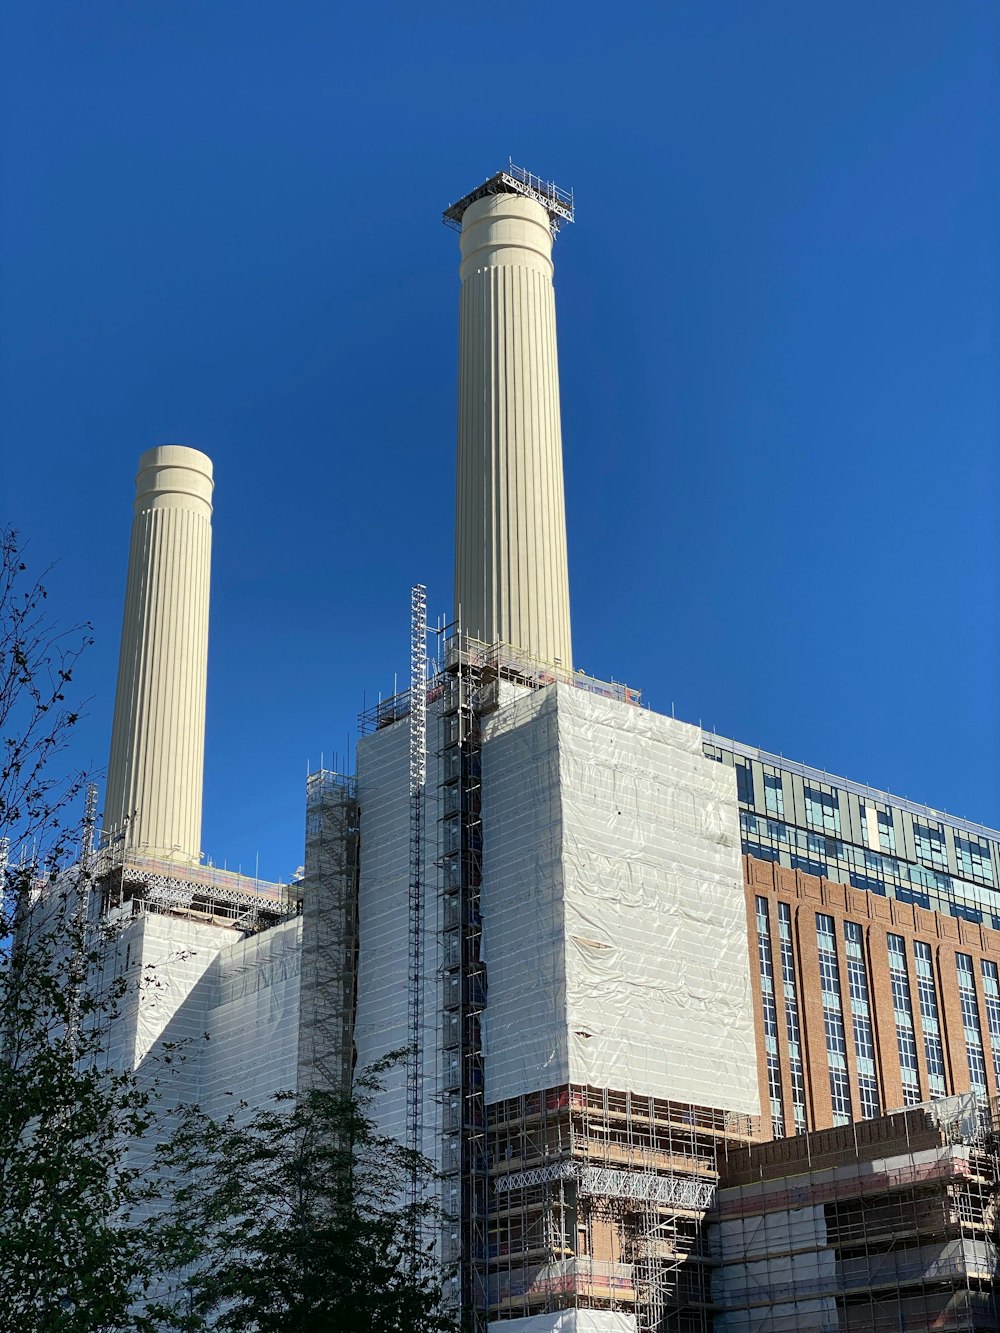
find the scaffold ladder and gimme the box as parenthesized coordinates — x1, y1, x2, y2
(406, 584, 428, 1225)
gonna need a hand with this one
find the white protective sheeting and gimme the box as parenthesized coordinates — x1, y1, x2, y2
(480, 690, 567, 1095)
(354, 718, 409, 1143)
(201, 916, 302, 1116)
(106, 909, 301, 1119)
(712, 1204, 829, 1265)
(354, 716, 442, 1161)
(481, 684, 758, 1114)
(128, 914, 234, 1077)
(488, 1312, 637, 1332)
(714, 1299, 836, 1333)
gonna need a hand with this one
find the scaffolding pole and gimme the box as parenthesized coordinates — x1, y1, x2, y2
(407, 585, 428, 1220)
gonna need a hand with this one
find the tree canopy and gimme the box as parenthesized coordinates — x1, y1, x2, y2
(0, 529, 455, 1330)
(152, 1061, 456, 1333)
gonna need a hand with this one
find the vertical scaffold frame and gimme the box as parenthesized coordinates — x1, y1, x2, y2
(438, 630, 489, 1330)
(297, 769, 359, 1097)
(406, 585, 428, 1218)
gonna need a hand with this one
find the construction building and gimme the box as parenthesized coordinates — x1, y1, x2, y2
(712, 1095, 1000, 1331)
(71, 163, 999, 1330)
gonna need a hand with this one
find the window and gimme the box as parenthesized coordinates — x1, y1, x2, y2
(766, 1055, 783, 1136)
(956, 953, 988, 1095)
(777, 903, 807, 1133)
(764, 773, 784, 819)
(805, 787, 841, 836)
(980, 959, 1000, 1089)
(755, 898, 785, 1135)
(887, 934, 921, 1105)
(816, 913, 836, 948)
(876, 809, 896, 854)
(824, 1009, 848, 1060)
(843, 921, 879, 1116)
(830, 1069, 852, 1121)
(957, 836, 992, 883)
(816, 912, 851, 1124)
(858, 1075, 880, 1120)
(914, 822, 947, 869)
(913, 940, 946, 1098)
(736, 762, 754, 805)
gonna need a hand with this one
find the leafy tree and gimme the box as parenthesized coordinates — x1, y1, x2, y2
(151, 1058, 457, 1333)
(0, 529, 455, 1330)
(0, 527, 160, 1331)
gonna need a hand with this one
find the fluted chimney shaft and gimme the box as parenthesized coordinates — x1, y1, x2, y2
(104, 445, 213, 864)
(454, 192, 573, 670)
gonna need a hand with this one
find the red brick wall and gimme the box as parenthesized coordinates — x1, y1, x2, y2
(744, 855, 1000, 1136)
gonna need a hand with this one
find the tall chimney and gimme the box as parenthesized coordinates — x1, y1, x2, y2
(103, 445, 214, 864)
(448, 168, 574, 670)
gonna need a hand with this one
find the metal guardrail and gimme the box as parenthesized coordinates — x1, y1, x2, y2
(494, 1161, 716, 1211)
(360, 637, 643, 736)
(443, 161, 575, 233)
(502, 159, 574, 223)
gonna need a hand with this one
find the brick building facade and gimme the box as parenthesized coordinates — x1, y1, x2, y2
(746, 854, 1000, 1142)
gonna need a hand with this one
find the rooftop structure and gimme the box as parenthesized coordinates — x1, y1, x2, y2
(443, 159, 575, 234)
(96, 848, 290, 934)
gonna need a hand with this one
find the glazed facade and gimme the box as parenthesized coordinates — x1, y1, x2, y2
(706, 736, 999, 927)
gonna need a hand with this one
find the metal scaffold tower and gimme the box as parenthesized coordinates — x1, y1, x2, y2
(296, 769, 359, 1096)
(406, 585, 428, 1208)
(438, 632, 489, 1330)
(80, 781, 99, 865)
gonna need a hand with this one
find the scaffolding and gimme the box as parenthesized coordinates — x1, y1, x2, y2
(407, 586, 428, 1212)
(712, 1096, 1000, 1332)
(296, 769, 360, 1095)
(437, 632, 490, 1329)
(358, 638, 642, 738)
(357, 633, 669, 1330)
(95, 844, 290, 935)
(487, 1085, 759, 1332)
(442, 159, 575, 235)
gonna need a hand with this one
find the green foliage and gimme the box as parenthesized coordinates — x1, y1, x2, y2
(151, 1060, 456, 1333)
(0, 528, 159, 1331)
(0, 529, 455, 1329)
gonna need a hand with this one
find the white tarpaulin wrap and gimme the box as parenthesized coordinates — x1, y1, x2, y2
(354, 717, 442, 1161)
(128, 915, 234, 1072)
(488, 1312, 637, 1332)
(105, 911, 302, 1119)
(354, 718, 411, 1142)
(201, 917, 302, 1114)
(481, 684, 759, 1115)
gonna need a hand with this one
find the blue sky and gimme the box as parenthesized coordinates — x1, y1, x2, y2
(2, 2, 997, 881)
